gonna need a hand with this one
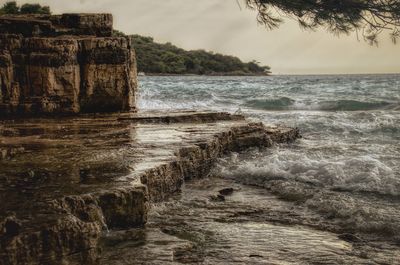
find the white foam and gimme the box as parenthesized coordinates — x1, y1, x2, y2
(215, 146, 400, 196)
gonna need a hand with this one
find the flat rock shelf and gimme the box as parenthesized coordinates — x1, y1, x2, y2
(0, 111, 299, 265)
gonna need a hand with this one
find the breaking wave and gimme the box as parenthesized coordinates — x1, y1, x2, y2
(243, 98, 397, 111)
(214, 149, 400, 235)
(139, 74, 400, 237)
(244, 97, 295, 110)
(318, 100, 396, 111)
(215, 148, 400, 196)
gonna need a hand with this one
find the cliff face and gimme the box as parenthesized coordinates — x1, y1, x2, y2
(0, 14, 137, 115)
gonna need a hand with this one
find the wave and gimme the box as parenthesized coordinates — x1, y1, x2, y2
(318, 100, 396, 111)
(244, 97, 295, 110)
(305, 192, 400, 236)
(213, 150, 400, 236)
(215, 149, 400, 196)
(243, 98, 398, 111)
(138, 99, 211, 110)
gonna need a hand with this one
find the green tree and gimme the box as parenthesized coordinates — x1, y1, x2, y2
(0, 1, 51, 15)
(245, 0, 400, 44)
(0, 1, 19, 14)
(20, 4, 50, 14)
(130, 34, 271, 75)
(161, 52, 186, 74)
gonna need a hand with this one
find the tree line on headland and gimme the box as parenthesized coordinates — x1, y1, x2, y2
(131, 35, 271, 75)
(118, 33, 272, 76)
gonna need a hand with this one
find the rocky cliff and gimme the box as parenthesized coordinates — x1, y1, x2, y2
(0, 14, 137, 115)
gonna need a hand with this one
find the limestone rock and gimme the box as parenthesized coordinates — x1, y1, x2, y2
(0, 112, 300, 264)
(0, 14, 137, 116)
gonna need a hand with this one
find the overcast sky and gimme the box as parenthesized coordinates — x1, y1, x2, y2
(12, 0, 400, 74)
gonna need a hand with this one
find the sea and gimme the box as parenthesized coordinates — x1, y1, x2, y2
(102, 74, 400, 264)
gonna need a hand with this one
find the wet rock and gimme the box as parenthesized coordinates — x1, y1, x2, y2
(210, 194, 226, 202)
(0, 214, 102, 265)
(269, 181, 315, 203)
(265, 125, 301, 143)
(0, 14, 137, 116)
(96, 186, 149, 228)
(0, 186, 149, 265)
(2, 217, 21, 237)
(219, 188, 234, 196)
(0, 112, 301, 264)
(118, 111, 244, 123)
(173, 244, 205, 263)
(338, 233, 363, 243)
(0, 147, 25, 161)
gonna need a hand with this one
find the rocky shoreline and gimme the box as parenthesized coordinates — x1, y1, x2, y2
(142, 73, 271, 77)
(0, 13, 300, 264)
(0, 111, 300, 264)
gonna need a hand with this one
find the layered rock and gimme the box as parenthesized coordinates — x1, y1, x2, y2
(0, 14, 136, 116)
(0, 111, 300, 264)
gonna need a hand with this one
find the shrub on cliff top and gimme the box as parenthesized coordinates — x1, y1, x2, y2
(0, 1, 51, 15)
(0, 1, 19, 14)
(20, 4, 50, 14)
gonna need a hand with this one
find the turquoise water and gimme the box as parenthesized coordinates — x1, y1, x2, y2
(122, 74, 400, 264)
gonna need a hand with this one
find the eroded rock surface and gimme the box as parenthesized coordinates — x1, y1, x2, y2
(0, 111, 300, 264)
(0, 14, 137, 116)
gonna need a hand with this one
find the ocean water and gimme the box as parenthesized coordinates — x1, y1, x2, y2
(103, 75, 400, 264)
(138, 75, 400, 196)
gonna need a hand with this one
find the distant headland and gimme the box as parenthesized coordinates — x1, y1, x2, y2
(113, 31, 272, 76)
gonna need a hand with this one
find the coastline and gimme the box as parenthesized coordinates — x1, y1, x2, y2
(0, 111, 300, 264)
(141, 73, 400, 77)
(142, 72, 271, 77)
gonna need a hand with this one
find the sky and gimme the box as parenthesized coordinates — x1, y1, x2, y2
(10, 0, 400, 74)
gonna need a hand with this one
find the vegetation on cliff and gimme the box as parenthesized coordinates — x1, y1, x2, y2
(113, 30, 271, 75)
(128, 34, 271, 75)
(0, 1, 50, 15)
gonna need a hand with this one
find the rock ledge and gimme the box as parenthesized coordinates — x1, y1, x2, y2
(0, 111, 300, 264)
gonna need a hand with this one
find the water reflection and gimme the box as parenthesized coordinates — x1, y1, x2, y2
(100, 176, 399, 264)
